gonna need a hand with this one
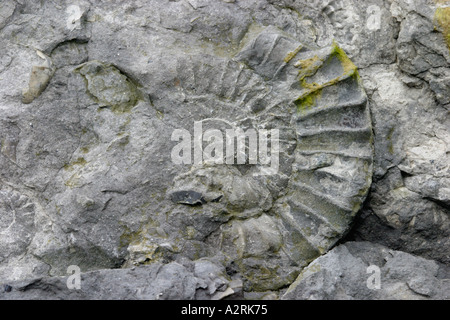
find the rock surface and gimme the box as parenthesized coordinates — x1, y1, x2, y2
(282, 242, 450, 300)
(0, 258, 243, 300)
(346, 0, 450, 266)
(0, 0, 449, 300)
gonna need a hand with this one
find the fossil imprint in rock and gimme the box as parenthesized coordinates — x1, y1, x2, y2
(22, 50, 55, 104)
(167, 27, 374, 290)
(16, 24, 373, 291)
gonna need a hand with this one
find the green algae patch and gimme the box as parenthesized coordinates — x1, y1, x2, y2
(330, 41, 358, 76)
(295, 89, 322, 112)
(435, 6, 450, 50)
(295, 42, 360, 114)
(298, 42, 357, 85)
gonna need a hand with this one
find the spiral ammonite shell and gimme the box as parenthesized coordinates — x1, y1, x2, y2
(169, 26, 373, 290)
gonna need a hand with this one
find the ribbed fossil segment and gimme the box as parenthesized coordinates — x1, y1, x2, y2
(168, 27, 373, 291)
(278, 33, 372, 265)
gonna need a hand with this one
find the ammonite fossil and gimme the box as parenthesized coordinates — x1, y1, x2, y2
(3, 3, 373, 293)
(167, 26, 373, 291)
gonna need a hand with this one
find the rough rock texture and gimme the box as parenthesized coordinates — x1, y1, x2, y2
(282, 242, 450, 300)
(345, 0, 450, 266)
(0, 0, 449, 300)
(0, 258, 243, 300)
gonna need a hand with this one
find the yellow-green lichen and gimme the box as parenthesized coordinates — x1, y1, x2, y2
(387, 127, 395, 155)
(435, 6, 450, 50)
(119, 225, 141, 250)
(295, 42, 360, 113)
(307, 263, 321, 273)
(119, 217, 165, 252)
(352, 199, 362, 213)
(63, 157, 87, 171)
(184, 226, 197, 240)
(295, 88, 322, 112)
(63, 157, 89, 187)
(64, 173, 81, 188)
(301, 42, 358, 88)
(284, 45, 303, 63)
(330, 41, 358, 76)
(295, 55, 322, 81)
(300, 80, 322, 91)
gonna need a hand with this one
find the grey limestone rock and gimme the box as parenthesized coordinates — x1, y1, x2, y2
(0, 258, 242, 300)
(0, 187, 35, 264)
(0, 0, 373, 295)
(282, 241, 450, 300)
(0, 0, 448, 300)
(346, 0, 450, 265)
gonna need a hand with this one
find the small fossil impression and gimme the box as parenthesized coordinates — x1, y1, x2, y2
(75, 60, 142, 113)
(22, 50, 55, 104)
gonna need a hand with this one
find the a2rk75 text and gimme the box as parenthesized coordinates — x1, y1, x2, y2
(181, 304, 268, 317)
(224, 304, 268, 315)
